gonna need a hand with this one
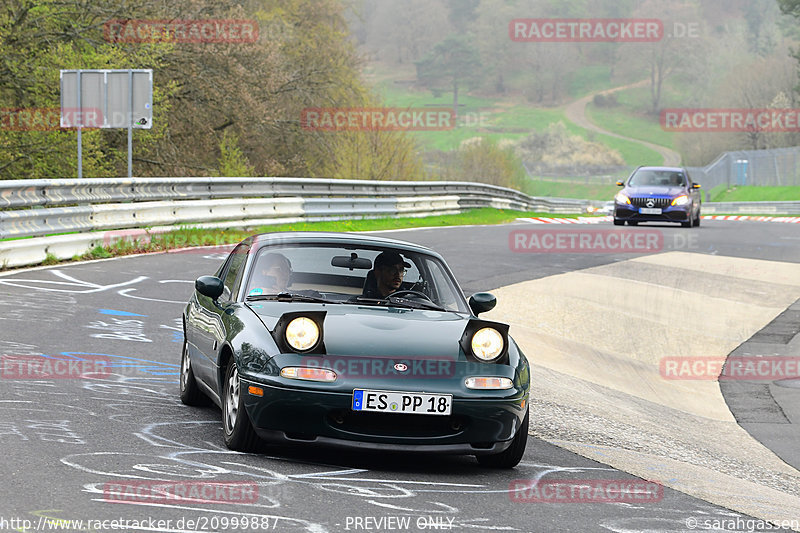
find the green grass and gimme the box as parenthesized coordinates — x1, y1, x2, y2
(586, 103, 676, 151)
(709, 185, 800, 202)
(22, 208, 583, 269)
(375, 78, 665, 164)
(567, 65, 617, 99)
(522, 179, 621, 201)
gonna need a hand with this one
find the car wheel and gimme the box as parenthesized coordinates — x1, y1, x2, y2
(681, 219, 692, 227)
(694, 212, 701, 227)
(180, 341, 208, 406)
(613, 219, 624, 226)
(477, 408, 528, 469)
(222, 361, 261, 452)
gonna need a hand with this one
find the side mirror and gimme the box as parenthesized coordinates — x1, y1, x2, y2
(692, 183, 701, 189)
(469, 292, 497, 316)
(195, 276, 224, 300)
(616, 181, 624, 187)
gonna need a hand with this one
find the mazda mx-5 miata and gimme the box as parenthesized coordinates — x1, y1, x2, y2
(181, 232, 530, 468)
(613, 166, 702, 227)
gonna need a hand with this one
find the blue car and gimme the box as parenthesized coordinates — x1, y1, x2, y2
(613, 166, 702, 227)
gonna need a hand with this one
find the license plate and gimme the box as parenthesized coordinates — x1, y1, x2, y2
(352, 389, 452, 416)
(639, 207, 662, 215)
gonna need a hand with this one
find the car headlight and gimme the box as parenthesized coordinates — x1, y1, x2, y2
(285, 317, 320, 352)
(471, 328, 504, 361)
(671, 195, 690, 206)
(615, 192, 630, 205)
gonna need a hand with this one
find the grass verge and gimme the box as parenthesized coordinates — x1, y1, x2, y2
(13, 208, 584, 270)
(709, 185, 800, 202)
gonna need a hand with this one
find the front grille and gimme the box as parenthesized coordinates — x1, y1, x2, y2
(328, 409, 467, 438)
(631, 197, 671, 208)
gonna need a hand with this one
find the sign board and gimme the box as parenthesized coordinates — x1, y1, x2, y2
(60, 69, 152, 129)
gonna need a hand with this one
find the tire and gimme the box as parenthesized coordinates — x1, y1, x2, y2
(613, 219, 625, 226)
(627, 220, 638, 226)
(180, 341, 208, 406)
(222, 361, 261, 452)
(681, 219, 692, 228)
(477, 409, 529, 469)
(694, 212, 701, 227)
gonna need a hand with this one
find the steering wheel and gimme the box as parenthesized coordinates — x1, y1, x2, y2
(390, 290, 433, 302)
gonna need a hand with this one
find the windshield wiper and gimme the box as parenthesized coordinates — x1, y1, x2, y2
(246, 292, 331, 304)
(351, 295, 449, 312)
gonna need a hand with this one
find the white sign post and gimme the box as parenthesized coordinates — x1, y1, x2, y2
(60, 69, 153, 178)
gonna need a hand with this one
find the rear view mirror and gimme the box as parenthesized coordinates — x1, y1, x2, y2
(196, 276, 224, 300)
(331, 254, 372, 270)
(692, 183, 701, 189)
(469, 292, 497, 316)
(616, 181, 624, 186)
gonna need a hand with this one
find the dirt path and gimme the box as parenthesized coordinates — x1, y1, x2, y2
(564, 79, 682, 166)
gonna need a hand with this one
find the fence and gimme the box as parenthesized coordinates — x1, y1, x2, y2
(525, 146, 800, 190)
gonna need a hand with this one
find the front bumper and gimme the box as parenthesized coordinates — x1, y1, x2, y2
(240, 373, 528, 455)
(614, 203, 691, 223)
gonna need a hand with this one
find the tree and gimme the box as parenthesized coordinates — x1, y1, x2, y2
(616, 0, 706, 114)
(415, 35, 482, 119)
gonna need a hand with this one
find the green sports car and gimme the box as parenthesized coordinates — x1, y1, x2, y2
(181, 232, 530, 468)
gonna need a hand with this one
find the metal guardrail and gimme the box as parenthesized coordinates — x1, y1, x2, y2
(0, 177, 596, 268)
(2, 176, 798, 269)
(0, 177, 536, 209)
(0, 178, 594, 240)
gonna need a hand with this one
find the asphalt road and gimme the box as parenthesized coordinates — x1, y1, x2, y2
(0, 219, 798, 533)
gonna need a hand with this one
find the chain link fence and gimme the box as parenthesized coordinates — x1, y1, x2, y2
(686, 146, 800, 190)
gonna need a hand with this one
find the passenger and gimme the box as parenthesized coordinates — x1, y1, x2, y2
(250, 253, 291, 295)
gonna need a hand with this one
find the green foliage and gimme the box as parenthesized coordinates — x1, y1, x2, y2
(215, 131, 255, 177)
(89, 245, 112, 259)
(0, 1, 173, 179)
(42, 252, 59, 265)
(431, 137, 526, 189)
(1, 0, 420, 180)
(415, 34, 482, 115)
(515, 122, 625, 170)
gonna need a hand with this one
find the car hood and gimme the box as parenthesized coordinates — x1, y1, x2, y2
(625, 185, 685, 197)
(250, 302, 471, 358)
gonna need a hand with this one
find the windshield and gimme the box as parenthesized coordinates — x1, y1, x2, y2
(628, 169, 686, 187)
(244, 244, 469, 313)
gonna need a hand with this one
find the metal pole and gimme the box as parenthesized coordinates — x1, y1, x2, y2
(77, 70, 82, 178)
(128, 70, 133, 179)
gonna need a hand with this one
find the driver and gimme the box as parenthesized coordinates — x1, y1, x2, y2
(372, 251, 411, 298)
(249, 253, 291, 295)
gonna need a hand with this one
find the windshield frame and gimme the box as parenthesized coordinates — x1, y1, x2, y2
(237, 241, 471, 314)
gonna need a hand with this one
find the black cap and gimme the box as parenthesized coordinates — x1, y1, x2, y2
(374, 251, 411, 269)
